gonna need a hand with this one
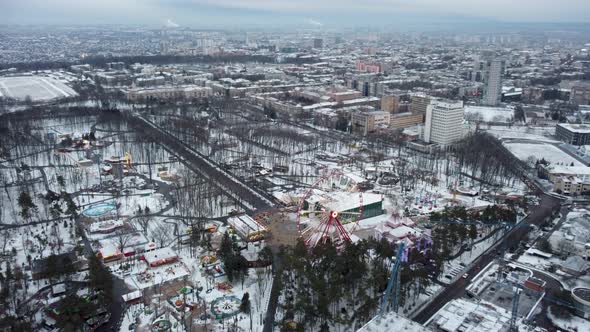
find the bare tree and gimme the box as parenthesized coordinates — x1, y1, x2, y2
(152, 223, 173, 247)
(0, 230, 10, 254)
(135, 206, 152, 236)
(115, 230, 133, 256)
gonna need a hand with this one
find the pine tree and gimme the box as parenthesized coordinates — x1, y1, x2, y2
(88, 254, 113, 304)
(17, 192, 37, 221)
(240, 292, 250, 313)
(56, 175, 65, 188)
(468, 224, 478, 243)
(219, 232, 233, 261)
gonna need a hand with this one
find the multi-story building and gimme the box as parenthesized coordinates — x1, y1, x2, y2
(472, 55, 505, 106)
(135, 76, 166, 87)
(483, 58, 505, 106)
(346, 73, 383, 97)
(556, 123, 590, 146)
(356, 61, 381, 73)
(381, 95, 400, 113)
(126, 85, 212, 102)
(538, 164, 590, 183)
(423, 99, 464, 145)
(570, 85, 590, 105)
(410, 95, 431, 114)
(351, 110, 391, 136)
(328, 90, 363, 103)
(390, 112, 424, 129)
(553, 176, 590, 195)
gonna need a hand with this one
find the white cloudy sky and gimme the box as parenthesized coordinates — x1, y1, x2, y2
(1, 0, 589, 25)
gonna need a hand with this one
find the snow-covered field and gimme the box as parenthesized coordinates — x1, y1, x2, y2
(479, 124, 557, 142)
(504, 142, 584, 166)
(0, 76, 78, 101)
(464, 106, 514, 123)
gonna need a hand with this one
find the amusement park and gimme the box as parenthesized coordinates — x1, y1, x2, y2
(0, 89, 568, 332)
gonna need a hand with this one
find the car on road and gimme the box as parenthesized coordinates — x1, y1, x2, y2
(462, 273, 469, 279)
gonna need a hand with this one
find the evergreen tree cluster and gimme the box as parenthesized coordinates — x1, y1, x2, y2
(276, 238, 437, 330)
(218, 232, 249, 285)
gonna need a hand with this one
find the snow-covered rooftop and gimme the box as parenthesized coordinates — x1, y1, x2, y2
(427, 298, 511, 332)
(89, 219, 125, 233)
(143, 247, 178, 265)
(357, 311, 429, 332)
(558, 123, 590, 134)
(319, 191, 383, 212)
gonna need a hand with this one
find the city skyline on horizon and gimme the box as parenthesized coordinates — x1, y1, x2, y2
(2, 0, 590, 28)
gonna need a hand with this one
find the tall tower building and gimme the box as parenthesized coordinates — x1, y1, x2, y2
(472, 54, 505, 106)
(159, 29, 169, 55)
(483, 58, 505, 106)
(313, 38, 324, 49)
(424, 99, 464, 145)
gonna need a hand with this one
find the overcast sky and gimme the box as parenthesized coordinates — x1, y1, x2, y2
(1, 0, 589, 26)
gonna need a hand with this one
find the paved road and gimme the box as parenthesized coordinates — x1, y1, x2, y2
(413, 194, 562, 324)
(529, 270, 562, 332)
(97, 276, 129, 332)
(262, 246, 283, 332)
(127, 115, 274, 213)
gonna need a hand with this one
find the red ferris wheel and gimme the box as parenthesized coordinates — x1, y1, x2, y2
(296, 169, 364, 248)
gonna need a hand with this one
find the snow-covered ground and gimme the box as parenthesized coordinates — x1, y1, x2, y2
(548, 306, 590, 332)
(0, 76, 78, 101)
(479, 125, 557, 142)
(358, 311, 428, 331)
(111, 245, 273, 332)
(464, 106, 514, 123)
(504, 141, 584, 166)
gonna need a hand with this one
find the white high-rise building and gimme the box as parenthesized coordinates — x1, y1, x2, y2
(424, 99, 464, 145)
